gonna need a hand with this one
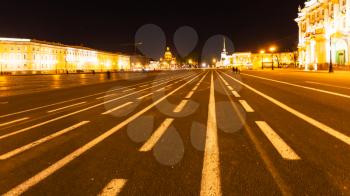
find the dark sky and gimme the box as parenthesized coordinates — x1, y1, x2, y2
(0, 0, 305, 56)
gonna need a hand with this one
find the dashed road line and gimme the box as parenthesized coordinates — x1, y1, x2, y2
(232, 91, 241, 97)
(305, 81, 350, 90)
(47, 102, 86, 113)
(200, 72, 222, 196)
(0, 73, 187, 119)
(0, 73, 195, 140)
(222, 71, 350, 146)
(216, 70, 292, 195)
(139, 118, 174, 152)
(123, 88, 136, 92)
(2, 72, 203, 196)
(102, 102, 133, 115)
(96, 93, 117, 100)
(0, 121, 90, 160)
(98, 179, 127, 196)
(173, 100, 189, 113)
(256, 121, 301, 160)
(239, 100, 255, 112)
(0, 117, 30, 127)
(242, 73, 350, 99)
(137, 93, 153, 100)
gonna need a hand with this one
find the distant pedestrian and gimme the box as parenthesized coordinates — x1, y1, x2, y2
(106, 71, 111, 79)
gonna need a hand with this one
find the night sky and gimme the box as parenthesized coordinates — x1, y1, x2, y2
(0, 0, 305, 58)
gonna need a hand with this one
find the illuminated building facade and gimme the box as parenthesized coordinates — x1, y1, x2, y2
(296, 0, 350, 70)
(0, 37, 130, 74)
(217, 39, 296, 69)
(160, 47, 177, 69)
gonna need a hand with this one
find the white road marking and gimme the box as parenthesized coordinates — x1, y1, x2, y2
(0, 74, 187, 119)
(222, 71, 350, 146)
(185, 91, 195, 99)
(137, 93, 153, 100)
(200, 72, 222, 196)
(216, 71, 292, 195)
(156, 87, 165, 92)
(0, 121, 90, 160)
(3, 72, 203, 196)
(255, 121, 301, 160)
(232, 91, 241, 98)
(96, 93, 117, 100)
(227, 86, 234, 91)
(0, 102, 8, 104)
(102, 102, 133, 115)
(139, 118, 174, 152)
(139, 84, 149, 88)
(0, 74, 195, 140)
(173, 100, 189, 113)
(305, 81, 350, 90)
(239, 100, 255, 112)
(47, 102, 86, 113)
(242, 73, 350, 99)
(0, 117, 29, 127)
(98, 179, 127, 196)
(123, 88, 136, 92)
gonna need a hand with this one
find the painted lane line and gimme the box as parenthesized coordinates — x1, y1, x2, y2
(242, 73, 350, 99)
(3, 72, 203, 196)
(0, 73, 187, 119)
(137, 93, 153, 100)
(256, 121, 301, 160)
(185, 91, 195, 99)
(239, 100, 255, 112)
(123, 88, 136, 93)
(173, 100, 189, 113)
(217, 72, 240, 98)
(47, 102, 86, 113)
(232, 91, 241, 98)
(227, 86, 234, 91)
(222, 71, 350, 146)
(0, 73, 196, 140)
(98, 179, 127, 196)
(0, 121, 90, 160)
(305, 81, 350, 90)
(215, 71, 292, 195)
(200, 72, 222, 196)
(139, 118, 174, 152)
(0, 117, 30, 127)
(156, 87, 165, 92)
(139, 84, 149, 88)
(96, 93, 117, 100)
(102, 102, 133, 115)
(0, 102, 8, 104)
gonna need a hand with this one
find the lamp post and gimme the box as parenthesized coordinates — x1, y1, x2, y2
(260, 50, 265, 69)
(212, 58, 217, 68)
(329, 36, 334, 73)
(269, 47, 276, 70)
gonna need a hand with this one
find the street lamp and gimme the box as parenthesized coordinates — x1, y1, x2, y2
(269, 47, 276, 70)
(329, 36, 334, 73)
(212, 58, 217, 68)
(260, 50, 265, 70)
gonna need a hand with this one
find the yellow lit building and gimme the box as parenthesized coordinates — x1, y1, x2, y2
(296, 0, 350, 70)
(160, 47, 177, 69)
(0, 37, 130, 74)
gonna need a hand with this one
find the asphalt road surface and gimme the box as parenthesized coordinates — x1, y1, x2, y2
(0, 69, 349, 195)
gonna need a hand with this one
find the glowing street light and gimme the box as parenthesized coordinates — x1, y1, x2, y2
(260, 50, 265, 70)
(269, 46, 277, 70)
